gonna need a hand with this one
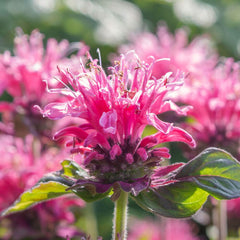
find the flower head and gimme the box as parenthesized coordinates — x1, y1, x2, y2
(40, 51, 195, 196)
(177, 58, 240, 157)
(0, 28, 87, 100)
(0, 29, 88, 137)
(118, 25, 217, 80)
(0, 134, 84, 239)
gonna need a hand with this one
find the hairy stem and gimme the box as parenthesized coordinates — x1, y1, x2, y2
(112, 191, 129, 240)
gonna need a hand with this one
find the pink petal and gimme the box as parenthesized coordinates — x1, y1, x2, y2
(110, 144, 122, 160)
(152, 163, 185, 178)
(151, 147, 171, 159)
(37, 102, 70, 120)
(136, 147, 148, 161)
(54, 126, 88, 141)
(161, 100, 193, 116)
(140, 135, 158, 148)
(154, 127, 196, 148)
(84, 151, 97, 165)
(147, 113, 173, 133)
(126, 153, 134, 164)
(99, 110, 118, 134)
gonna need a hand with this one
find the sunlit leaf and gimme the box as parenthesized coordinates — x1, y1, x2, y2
(73, 187, 112, 202)
(175, 147, 240, 199)
(2, 181, 71, 216)
(132, 181, 208, 218)
(59, 160, 112, 201)
(60, 159, 89, 179)
(133, 147, 240, 218)
(1, 159, 112, 217)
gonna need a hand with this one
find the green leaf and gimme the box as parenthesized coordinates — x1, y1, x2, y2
(60, 159, 89, 179)
(2, 158, 115, 216)
(39, 172, 74, 186)
(132, 147, 240, 218)
(2, 181, 71, 216)
(175, 147, 240, 199)
(132, 181, 208, 218)
(60, 160, 112, 201)
(73, 187, 112, 202)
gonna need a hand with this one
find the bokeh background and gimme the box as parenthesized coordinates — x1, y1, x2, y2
(1, 0, 240, 62)
(1, 0, 240, 239)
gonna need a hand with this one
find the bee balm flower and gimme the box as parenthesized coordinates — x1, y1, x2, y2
(118, 25, 217, 80)
(0, 134, 84, 239)
(39, 51, 195, 196)
(0, 29, 88, 137)
(177, 58, 240, 157)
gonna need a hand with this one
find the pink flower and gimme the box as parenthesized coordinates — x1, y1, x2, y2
(177, 58, 240, 157)
(126, 27, 240, 231)
(227, 198, 240, 219)
(0, 134, 84, 239)
(118, 25, 217, 80)
(0, 29, 88, 137)
(39, 51, 195, 195)
(170, 55, 240, 227)
(128, 218, 200, 240)
(0, 28, 87, 100)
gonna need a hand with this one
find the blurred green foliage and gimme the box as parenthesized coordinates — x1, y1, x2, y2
(1, 0, 240, 63)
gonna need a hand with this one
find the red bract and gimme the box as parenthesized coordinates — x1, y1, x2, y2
(39, 51, 195, 195)
(0, 134, 84, 239)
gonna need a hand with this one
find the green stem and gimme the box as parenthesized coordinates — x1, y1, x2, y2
(112, 191, 129, 240)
